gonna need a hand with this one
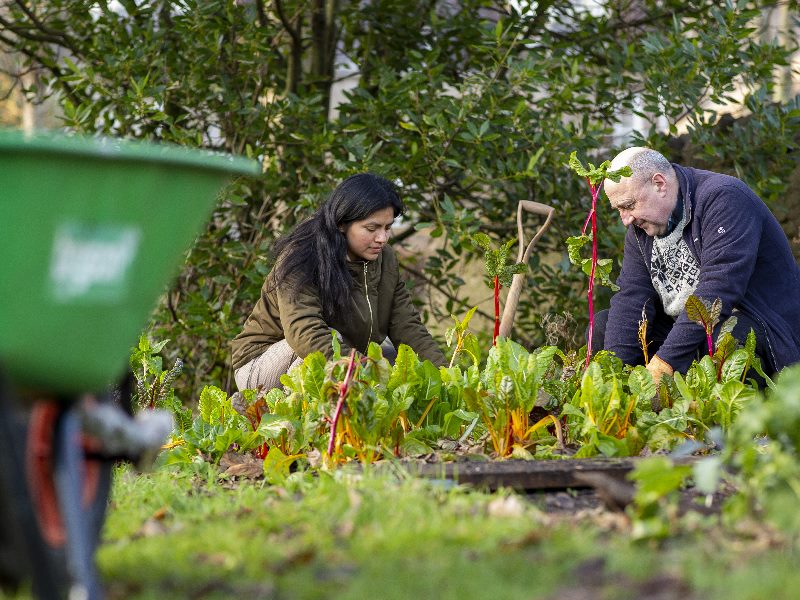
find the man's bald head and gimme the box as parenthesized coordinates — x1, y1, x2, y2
(608, 147, 674, 187)
(604, 147, 680, 237)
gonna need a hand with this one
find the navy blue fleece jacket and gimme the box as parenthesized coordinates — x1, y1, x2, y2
(605, 164, 800, 373)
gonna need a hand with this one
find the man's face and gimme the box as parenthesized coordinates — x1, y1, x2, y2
(605, 174, 675, 237)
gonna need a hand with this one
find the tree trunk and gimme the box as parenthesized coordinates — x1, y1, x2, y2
(310, 0, 338, 117)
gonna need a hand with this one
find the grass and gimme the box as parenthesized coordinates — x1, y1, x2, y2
(5, 461, 799, 599)
(97, 464, 589, 599)
(85, 462, 800, 600)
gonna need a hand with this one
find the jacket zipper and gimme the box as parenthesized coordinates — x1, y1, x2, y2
(363, 262, 373, 344)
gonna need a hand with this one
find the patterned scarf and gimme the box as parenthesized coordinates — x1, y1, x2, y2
(650, 199, 699, 317)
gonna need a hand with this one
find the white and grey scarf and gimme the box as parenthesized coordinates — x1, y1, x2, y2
(650, 208, 700, 317)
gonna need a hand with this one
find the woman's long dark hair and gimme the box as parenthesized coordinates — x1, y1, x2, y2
(268, 173, 404, 320)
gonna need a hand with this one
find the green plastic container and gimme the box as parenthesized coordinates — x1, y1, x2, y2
(0, 129, 260, 394)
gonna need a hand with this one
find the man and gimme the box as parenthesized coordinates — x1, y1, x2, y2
(596, 147, 800, 383)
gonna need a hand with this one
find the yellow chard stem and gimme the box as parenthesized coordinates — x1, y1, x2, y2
(638, 317, 649, 365)
(415, 396, 439, 429)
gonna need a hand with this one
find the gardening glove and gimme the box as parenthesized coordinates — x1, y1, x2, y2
(646, 355, 674, 387)
(81, 399, 174, 471)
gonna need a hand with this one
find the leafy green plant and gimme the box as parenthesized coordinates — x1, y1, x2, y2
(561, 355, 651, 457)
(637, 346, 762, 453)
(129, 334, 184, 411)
(464, 338, 561, 457)
(683, 294, 772, 387)
(719, 364, 800, 534)
(685, 295, 723, 359)
(627, 456, 693, 540)
(567, 152, 631, 367)
(444, 305, 481, 368)
(329, 344, 419, 462)
(128, 335, 193, 438)
(161, 385, 268, 466)
(235, 387, 273, 459)
(471, 233, 527, 346)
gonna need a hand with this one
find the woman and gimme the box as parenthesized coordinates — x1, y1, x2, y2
(231, 173, 446, 392)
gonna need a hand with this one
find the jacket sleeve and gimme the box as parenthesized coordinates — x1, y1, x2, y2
(605, 227, 659, 365)
(386, 259, 447, 367)
(275, 284, 353, 360)
(655, 184, 762, 371)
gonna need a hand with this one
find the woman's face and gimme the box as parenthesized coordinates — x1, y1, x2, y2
(343, 206, 395, 262)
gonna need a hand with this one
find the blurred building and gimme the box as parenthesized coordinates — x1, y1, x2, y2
(0, 51, 59, 131)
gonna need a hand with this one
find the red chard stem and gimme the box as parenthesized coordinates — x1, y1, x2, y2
(585, 183, 602, 368)
(493, 275, 500, 346)
(327, 349, 358, 458)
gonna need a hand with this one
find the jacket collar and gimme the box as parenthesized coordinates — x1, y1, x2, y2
(671, 163, 694, 224)
(346, 249, 383, 280)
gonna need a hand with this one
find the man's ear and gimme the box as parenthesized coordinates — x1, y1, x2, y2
(652, 172, 668, 193)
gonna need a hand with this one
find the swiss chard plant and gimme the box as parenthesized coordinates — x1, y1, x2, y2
(329, 345, 407, 463)
(444, 305, 481, 368)
(327, 349, 358, 459)
(567, 152, 631, 367)
(471, 233, 527, 346)
(465, 338, 562, 458)
(683, 294, 772, 387)
(561, 353, 651, 458)
(161, 385, 269, 466)
(156, 331, 765, 472)
(685, 295, 724, 359)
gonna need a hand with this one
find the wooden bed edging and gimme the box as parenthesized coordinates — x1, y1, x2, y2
(382, 456, 700, 492)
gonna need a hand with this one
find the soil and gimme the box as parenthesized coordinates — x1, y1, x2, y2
(547, 557, 697, 600)
(529, 487, 605, 513)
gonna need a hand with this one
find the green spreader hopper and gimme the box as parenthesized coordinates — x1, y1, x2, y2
(0, 129, 260, 394)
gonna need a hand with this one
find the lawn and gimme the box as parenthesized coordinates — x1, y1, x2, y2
(86, 463, 797, 600)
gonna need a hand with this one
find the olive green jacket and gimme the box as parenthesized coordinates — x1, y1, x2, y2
(230, 246, 446, 369)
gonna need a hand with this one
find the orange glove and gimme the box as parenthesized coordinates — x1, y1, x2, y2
(646, 355, 674, 386)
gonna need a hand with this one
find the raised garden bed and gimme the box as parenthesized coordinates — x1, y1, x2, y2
(389, 456, 699, 492)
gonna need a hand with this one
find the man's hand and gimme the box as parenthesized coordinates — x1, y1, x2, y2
(646, 355, 674, 386)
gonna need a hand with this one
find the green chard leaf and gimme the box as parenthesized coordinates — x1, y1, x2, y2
(566, 235, 590, 265)
(685, 295, 711, 329)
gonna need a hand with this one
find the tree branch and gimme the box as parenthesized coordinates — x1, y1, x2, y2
(254, 0, 269, 28)
(272, 0, 301, 46)
(273, 0, 303, 95)
(1, 6, 80, 58)
(0, 31, 81, 105)
(12, 0, 75, 48)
